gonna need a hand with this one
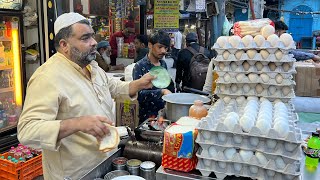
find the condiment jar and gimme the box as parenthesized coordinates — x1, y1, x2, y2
(126, 159, 141, 176)
(112, 157, 128, 171)
(189, 100, 208, 119)
(140, 161, 156, 180)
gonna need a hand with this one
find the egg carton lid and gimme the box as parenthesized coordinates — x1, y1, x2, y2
(216, 71, 294, 79)
(196, 147, 301, 176)
(196, 156, 301, 179)
(196, 134, 302, 161)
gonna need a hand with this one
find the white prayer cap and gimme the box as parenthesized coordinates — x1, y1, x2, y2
(54, 12, 86, 35)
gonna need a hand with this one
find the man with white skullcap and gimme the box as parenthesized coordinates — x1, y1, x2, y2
(17, 12, 154, 179)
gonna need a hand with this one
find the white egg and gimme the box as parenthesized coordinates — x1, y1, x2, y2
(275, 157, 286, 169)
(268, 85, 277, 95)
(274, 121, 290, 138)
(242, 61, 250, 71)
(268, 62, 277, 71)
(255, 152, 268, 165)
(228, 35, 242, 48)
(254, 35, 265, 47)
(242, 35, 254, 47)
(231, 84, 238, 93)
(274, 113, 289, 122)
(275, 50, 283, 60)
(240, 115, 254, 132)
(256, 119, 271, 135)
(223, 50, 230, 60)
(230, 62, 237, 71)
(247, 49, 257, 59)
(203, 159, 211, 167)
(217, 36, 229, 47)
(236, 96, 246, 105)
(202, 131, 211, 140)
(267, 169, 276, 177)
(220, 84, 226, 92)
(275, 74, 283, 84)
(249, 166, 259, 174)
(267, 34, 280, 47)
(282, 62, 290, 72)
(208, 145, 218, 157)
(235, 50, 245, 59)
(260, 49, 270, 59)
(247, 96, 259, 101)
(239, 150, 253, 162)
(284, 143, 297, 152)
(233, 135, 243, 144)
(282, 86, 291, 96)
(218, 161, 227, 169)
(258, 114, 272, 123)
(224, 73, 231, 82)
(224, 114, 239, 131)
(218, 132, 227, 142)
(236, 73, 245, 82)
(242, 84, 251, 93)
(280, 33, 294, 47)
(255, 84, 264, 94)
(223, 96, 232, 104)
(255, 62, 264, 71)
(260, 99, 272, 106)
(260, 73, 270, 83)
(261, 25, 275, 39)
(219, 62, 225, 70)
(249, 73, 259, 82)
(266, 139, 277, 149)
(233, 163, 242, 171)
(224, 148, 237, 160)
(249, 137, 260, 147)
(274, 102, 286, 109)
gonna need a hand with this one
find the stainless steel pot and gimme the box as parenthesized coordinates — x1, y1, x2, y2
(162, 93, 211, 121)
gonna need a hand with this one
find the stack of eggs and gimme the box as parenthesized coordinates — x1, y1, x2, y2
(195, 26, 302, 179)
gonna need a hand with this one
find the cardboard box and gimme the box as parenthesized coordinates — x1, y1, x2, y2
(115, 95, 139, 130)
(294, 62, 320, 97)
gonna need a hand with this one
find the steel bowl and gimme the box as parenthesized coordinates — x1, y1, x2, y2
(104, 170, 130, 180)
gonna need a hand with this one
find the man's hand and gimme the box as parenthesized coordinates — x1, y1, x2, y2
(161, 89, 172, 95)
(58, 115, 114, 141)
(129, 73, 155, 96)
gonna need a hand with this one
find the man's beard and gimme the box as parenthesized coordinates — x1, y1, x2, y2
(70, 46, 96, 66)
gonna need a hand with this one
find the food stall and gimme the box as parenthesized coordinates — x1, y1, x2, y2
(75, 19, 320, 180)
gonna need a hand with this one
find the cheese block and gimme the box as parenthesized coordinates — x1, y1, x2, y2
(98, 124, 120, 152)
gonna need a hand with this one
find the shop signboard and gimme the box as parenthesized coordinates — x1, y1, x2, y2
(0, 0, 23, 10)
(154, 0, 179, 31)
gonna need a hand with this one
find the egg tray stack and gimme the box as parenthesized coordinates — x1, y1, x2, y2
(212, 39, 296, 102)
(195, 35, 302, 180)
(195, 99, 302, 180)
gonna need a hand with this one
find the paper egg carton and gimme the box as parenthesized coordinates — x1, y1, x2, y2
(216, 74, 296, 86)
(214, 60, 296, 74)
(215, 84, 295, 99)
(197, 101, 302, 144)
(196, 147, 300, 180)
(196, 134, 302, 161)
(196, 146, 301, 175)
(212, 40, 295, 52)
(217, 94, 293, 103)
(214, 52, 295, 63)
(217, 71, 293, 80)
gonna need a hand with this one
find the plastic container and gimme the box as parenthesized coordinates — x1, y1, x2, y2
(305, 132, 320, 168)
(25, 151, 33, 161)
(13, 150, 22, 160)
(112, 157, 128, 171)
(189, 100, 208, 120)
(0, 152, 43, 180)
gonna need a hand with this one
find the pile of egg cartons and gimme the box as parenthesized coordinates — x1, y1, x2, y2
(196, 32, 302, 179)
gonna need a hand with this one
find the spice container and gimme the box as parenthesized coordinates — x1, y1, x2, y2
(126, 159, 141, 175)
(112, 157, 128, 171)
(140, 161, 156, 180)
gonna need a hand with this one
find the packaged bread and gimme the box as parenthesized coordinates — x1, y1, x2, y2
(98, 124, 120, 152)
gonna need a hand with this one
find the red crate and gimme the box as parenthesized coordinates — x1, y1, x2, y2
(0, 152, 43, 180)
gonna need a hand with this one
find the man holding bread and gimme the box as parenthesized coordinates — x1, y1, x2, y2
(17, 12, 154, 180)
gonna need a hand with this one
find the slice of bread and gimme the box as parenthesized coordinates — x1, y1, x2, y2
(98, 124, 120, 151)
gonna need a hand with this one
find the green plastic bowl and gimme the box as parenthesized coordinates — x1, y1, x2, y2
(149, 66, 171, 88)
